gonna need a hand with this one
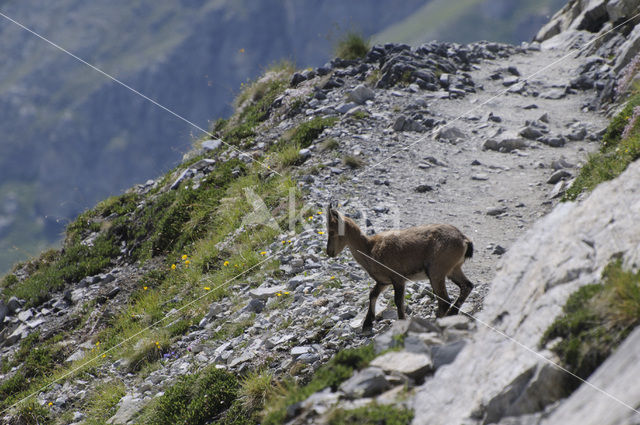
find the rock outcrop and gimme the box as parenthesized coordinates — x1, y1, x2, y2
(413, 160, 640, 425)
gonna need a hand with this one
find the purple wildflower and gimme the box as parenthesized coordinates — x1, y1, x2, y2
(621, 105, 640, 140)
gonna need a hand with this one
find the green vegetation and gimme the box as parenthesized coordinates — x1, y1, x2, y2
(285, 117, 339, 149)
(342, 155, 365, 169)
(319, 137, 340, 152)
(334, 31, 370, 60)
(328, 403, 414, 425)
(263, 344, 376, 425)
(238, 370, 280, 412)
(541, 260, 640, 386)
(227, 61, 295, 146)
(82, 381, 127, 425)
(141, 365, 239, 425)
(564, 93, 640, 201)
(11, 399, 51, 425)
(0, 332, 68, 402)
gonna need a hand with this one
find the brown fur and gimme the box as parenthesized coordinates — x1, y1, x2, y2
(326, 206, 474, 331)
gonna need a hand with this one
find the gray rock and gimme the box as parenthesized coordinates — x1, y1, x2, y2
(486, 206, 507, 216)
(503, 76, 520, 86)
(339, 367, 390, 398)
(106, 394, 145, 424)
(607, 0, 638, 22)
(547, 170, 572, 184)
(431, 340, 467, 370)
(0, 300, 6, 324)
(170, 168, 194, 190)
(488, 113, 502, 123)
(483, 138, 528, 153)
(436, 126, 466, 143)
(106, 286, 121, 299)
(291, 346, 312, 357)
(290, 72, 306, 86)
(414, 184, 434, 193)
(550, 158, 575, 170)
(249, 284, 287, 300)
(336, 102, 359, 114)
(567, 127, 587, 141)
(539, 112, 550, 123)
(437, 315, 471, 330)
(347, 84, 375, 105)
(245, 298, 265, 314)
(519, 126, 543, 140)
(393, 115, 426, 132)
(485, 363, 569, 424)
(287, 275, 307, 291)
(539, 136, 565, 148)
(492, 245, 507, 255)
(539, 88, 566, 99)
(201, 139, 222, 151)
(370, 351, 433, 380)
(471, 174, 489, 181)
(17, 309, 33, 322)
(298, 148, 311, 160)
(65, 350, 86, 363)
(7, 296, 21, 314)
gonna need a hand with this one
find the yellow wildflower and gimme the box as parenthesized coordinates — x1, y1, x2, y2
(287, 240, 292, 243)
(48, 402, 53, 406)
(260, 251, 267, 255)
(204, 287, 211, 291)
(143, 286, 148, 290)
(282, 240, 286, 244)
(182, 254, 188, 260)
(330, 276, 335, 280)
(224, 261, 230, 266)
(317, 211, 323, 214)
(185, 259, 191, 265)
(171, 264, 176, 270)
(96, 341, 100, 346)
(318, 231, 325, 235)
(284, 291, 290, 295)
(276, 293, 282, 296)
(102, 354, 106, 358)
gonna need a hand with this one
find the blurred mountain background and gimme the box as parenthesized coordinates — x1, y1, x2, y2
(0, 0, 565, 274)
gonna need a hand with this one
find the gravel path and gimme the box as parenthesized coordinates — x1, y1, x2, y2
(307, 45, 607, 320)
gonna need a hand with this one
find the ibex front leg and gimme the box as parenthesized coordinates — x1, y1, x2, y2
(392, 280, 406, 320)
(363, 281, 388, 331)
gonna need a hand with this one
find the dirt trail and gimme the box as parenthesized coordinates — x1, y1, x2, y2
(316, 45, 607, 317)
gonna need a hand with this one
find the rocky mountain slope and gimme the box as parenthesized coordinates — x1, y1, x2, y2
(1, 0, 640, 424)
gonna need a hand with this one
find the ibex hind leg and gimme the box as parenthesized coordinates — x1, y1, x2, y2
(427, 270, 451, 318)
(447, 266, 474, 316)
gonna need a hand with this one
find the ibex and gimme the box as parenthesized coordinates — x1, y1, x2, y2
(325, 203, 474, 331)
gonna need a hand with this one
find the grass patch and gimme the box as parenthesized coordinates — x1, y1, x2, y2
(238, 370, 280, 413)
(350, 109, 370, 120)
(328, 403, 413, 425)
(10, 399, 51, 425)
(342, 155, 365, 169)
(541, 260, 640, 386)
(564, 93, 640, 200)
(262, 344, 376, 425)
(319, 138, 339, 152)
(82, 381, 127, 425)
(140, 365, 239, 425)
(285, 117, 339, 149)
(123, 332, 171, 372)
(334, 31, 370, 60)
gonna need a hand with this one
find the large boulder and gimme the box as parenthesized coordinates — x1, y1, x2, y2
(412, 161, 640, 425)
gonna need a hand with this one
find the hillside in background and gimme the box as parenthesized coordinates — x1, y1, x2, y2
(373, 0, 567, 45)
